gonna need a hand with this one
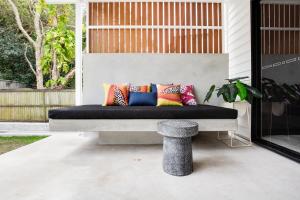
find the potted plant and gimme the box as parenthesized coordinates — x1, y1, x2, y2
(204, 76, 262, 104)
(204, 77, 262, 140)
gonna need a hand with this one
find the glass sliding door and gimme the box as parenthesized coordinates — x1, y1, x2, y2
(252, 0, 300, 161)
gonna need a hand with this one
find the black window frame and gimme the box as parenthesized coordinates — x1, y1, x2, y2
(250, 0, 300, 163)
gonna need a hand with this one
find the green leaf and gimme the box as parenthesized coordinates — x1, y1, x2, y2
(222, 93, 228, 102)
(223, 85, 231, 102)
(220, 86, 229, 102)
(245, 85, 262, 98)
(227, 83, 238, 102)
(59, 77, 66, 85)
(246, 92, 253, 104)
(236, 80, 248, 101)
(221, 85, 234, 103)
(204, 85, 215, 103)
(217, 86, 224, 97)
(216, 84, 237, 103)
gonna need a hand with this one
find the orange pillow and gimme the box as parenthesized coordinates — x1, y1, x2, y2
(156, 84, 183, 106)
(103, 84, 129, 106)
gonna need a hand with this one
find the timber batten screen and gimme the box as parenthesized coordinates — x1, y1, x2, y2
(87, 0, 223, 53)
(261, 1, 300, 55)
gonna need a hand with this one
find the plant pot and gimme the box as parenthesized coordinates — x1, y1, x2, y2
(222, 102, 234, 109)
(233, 101, 251, 139)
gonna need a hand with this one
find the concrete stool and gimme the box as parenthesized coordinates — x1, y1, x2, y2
(157, 120, 199, 176)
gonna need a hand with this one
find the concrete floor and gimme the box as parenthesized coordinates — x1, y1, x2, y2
(0, 132, 299, 200)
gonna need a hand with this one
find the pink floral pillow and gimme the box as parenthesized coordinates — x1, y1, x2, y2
(180, 85, 197, 106)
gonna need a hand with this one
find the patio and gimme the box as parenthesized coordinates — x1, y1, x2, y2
(0, 132, 299, 200)
(0, 0, 299, 199)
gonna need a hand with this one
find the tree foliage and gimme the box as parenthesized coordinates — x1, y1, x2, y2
(0, 0, 34, 32)
(0, 0, 35, 86)
(0, 27, 35, 86)
(0, 0, 76, 89)
(42, 4, 75, 88)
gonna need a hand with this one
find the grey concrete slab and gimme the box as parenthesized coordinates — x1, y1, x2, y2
(0, 132, 299, 200)
(0, 122, 48, 132)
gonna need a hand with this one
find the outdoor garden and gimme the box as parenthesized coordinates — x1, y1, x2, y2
(0, 0, 79, 153)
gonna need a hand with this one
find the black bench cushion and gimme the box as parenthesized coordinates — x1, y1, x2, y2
(49, 105, 237, 119)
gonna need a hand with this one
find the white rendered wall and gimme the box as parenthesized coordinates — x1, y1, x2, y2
(227, 0, 252, 84)
(82, 54, 229, 106)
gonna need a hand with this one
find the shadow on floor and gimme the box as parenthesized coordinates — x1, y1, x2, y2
(193, 155, 236, 172)
(63, 132, 238, 174)
(70, 132, 230, 154)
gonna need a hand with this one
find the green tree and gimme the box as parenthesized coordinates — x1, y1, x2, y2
(42, 4, 75, 89)
(6, 0, 46, 89)
(3, 0, 75, 89)
(0, 0, 34, 32)
(0, 28, 35, 86)
(0, 0, 36, 86)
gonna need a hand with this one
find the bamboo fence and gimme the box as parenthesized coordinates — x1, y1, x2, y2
(0, 89, 75, 122)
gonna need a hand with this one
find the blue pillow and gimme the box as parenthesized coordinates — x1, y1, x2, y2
(150, 83, 157, 93)
(129, 92, 157, 106)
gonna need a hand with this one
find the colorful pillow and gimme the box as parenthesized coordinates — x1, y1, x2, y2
(180, 85, 198, 106)
(129, 85, 150, 93)
(103, 84, 129, 106)
(129, 92, 157, 106)
(150, 83, 157, 93)
(151, 83, 173, 93)
(156, 84, 183, 106)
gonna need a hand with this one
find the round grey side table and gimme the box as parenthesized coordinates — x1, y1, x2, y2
(157, 120, 199, 176)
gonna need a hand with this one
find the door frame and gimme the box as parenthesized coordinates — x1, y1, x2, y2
(250, 0, 300, 163)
